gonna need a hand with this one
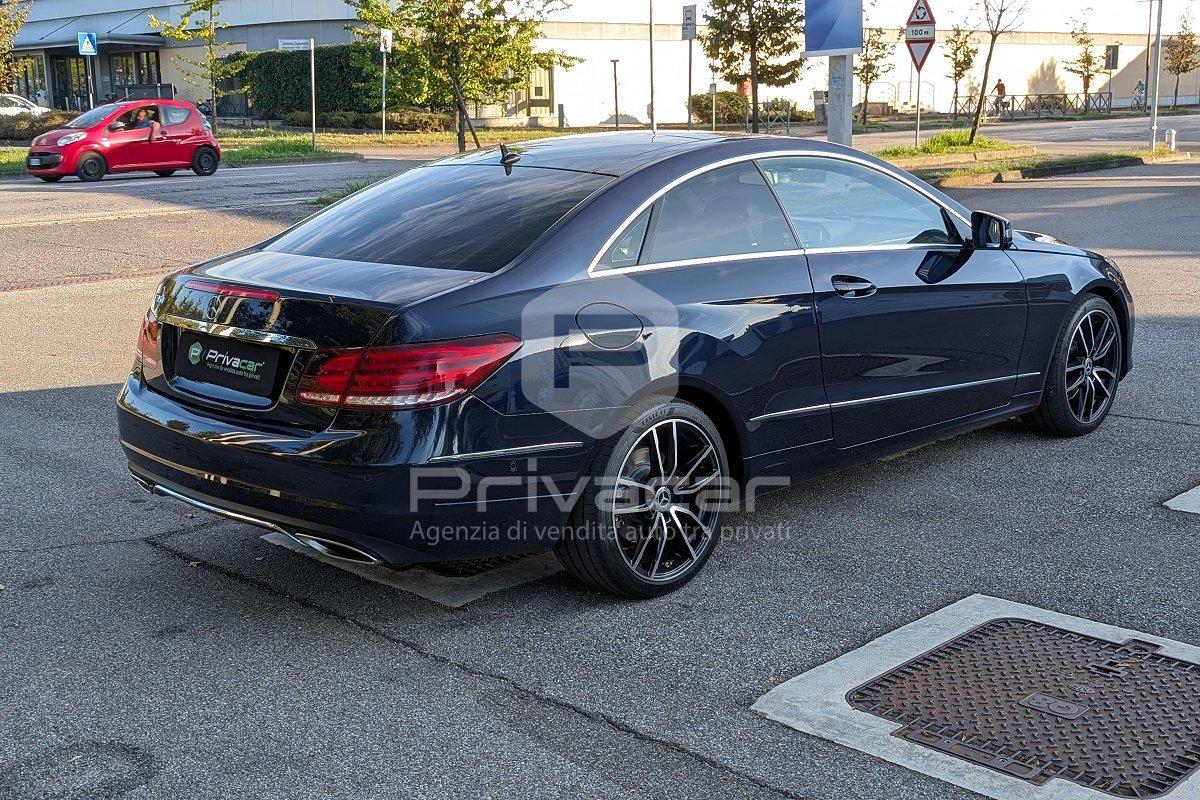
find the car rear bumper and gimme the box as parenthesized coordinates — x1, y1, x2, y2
(117, 377, 596, 565)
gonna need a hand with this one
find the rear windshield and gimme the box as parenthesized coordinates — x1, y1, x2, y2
(66, 104, 119, 128)
(265, 164, 611, 273)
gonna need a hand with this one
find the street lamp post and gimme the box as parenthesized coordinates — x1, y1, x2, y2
(1149, 0, 1164, 148)
(611, 59, 620, 130)
(649, 0, 656, 131)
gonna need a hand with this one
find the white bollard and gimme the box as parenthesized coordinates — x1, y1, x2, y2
(1165, 128, 1177, 152)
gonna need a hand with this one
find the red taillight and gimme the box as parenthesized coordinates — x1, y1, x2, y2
(297, 333, 521, 410)
(184, 278, 279, 302)
(135, 310, 159, 367)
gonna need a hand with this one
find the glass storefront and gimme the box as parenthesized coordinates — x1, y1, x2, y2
(12, 57, 47, 104)
(109, 51, 161, 88)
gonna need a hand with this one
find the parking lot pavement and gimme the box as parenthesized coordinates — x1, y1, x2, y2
(0, 159, 413, 290)
(2, 161, 1199, 799)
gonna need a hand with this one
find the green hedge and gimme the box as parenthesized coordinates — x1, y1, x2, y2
(237, 42, 434, 120)
(0, 111, 75, 142)
(689, 91, 749, 125)
(281, 109, 452, 132)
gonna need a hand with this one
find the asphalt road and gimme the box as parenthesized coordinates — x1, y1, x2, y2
(838, 111, 1200, 154)
(1, 157, 1198, 800)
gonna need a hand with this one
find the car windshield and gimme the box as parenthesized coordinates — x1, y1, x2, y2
(265, 164, 611, 273)
(65, 104, 120, 128)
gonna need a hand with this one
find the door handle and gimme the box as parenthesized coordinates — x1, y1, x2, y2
(831, 275, 877, 298)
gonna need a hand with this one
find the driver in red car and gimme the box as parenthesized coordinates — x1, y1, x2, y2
(132, 108, 160, 142)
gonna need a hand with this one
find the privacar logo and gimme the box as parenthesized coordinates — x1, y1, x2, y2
(188, 342, 203, 365)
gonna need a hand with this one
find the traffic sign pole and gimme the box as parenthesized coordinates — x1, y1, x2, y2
(904, 0, 936, 147)
(682, 5, 696, 131)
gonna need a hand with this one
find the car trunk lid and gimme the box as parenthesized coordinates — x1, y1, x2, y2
(142, 250, 484, 430)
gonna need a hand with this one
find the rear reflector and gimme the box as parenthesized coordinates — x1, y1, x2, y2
(184, 278, 280, 302)
(297, 333, 521, 410)
(136, 310, 159, 367)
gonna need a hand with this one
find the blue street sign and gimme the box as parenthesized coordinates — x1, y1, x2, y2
(77, 32, 98, 57)
(803, 0, 864, 56)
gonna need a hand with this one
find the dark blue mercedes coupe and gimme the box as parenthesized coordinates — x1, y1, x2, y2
(118, 132, 1133, 597)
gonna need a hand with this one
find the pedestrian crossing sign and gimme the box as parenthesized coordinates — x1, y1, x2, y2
(77, 33, 98, 57)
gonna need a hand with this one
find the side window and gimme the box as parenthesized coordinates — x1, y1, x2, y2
(600, 207, 651, 268)
(641, 163, 796, 264)
(758, 157, 953, 248)
(163, 106, 190, 126)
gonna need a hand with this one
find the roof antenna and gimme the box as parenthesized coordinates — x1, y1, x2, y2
(499, 143, 521, 175)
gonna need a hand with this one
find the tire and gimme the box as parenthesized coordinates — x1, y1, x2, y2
(1025, 295, 1123, 437)
(154, 169, 176, 177)
(191, 147, 219, 176)
(555, 398, 730, 598)
(75, 154, 106, 182)
(38, 175, 63, 183)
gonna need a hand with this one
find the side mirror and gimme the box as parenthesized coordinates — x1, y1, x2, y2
(107, 121, 126, 132)
(971, 210, 1013, 249)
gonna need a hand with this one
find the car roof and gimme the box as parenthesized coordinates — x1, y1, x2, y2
(427, 131, 896, 177)
(430, 131, 743, 176)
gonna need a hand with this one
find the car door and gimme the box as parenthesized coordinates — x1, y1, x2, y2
(104, 105, 158, 169)
(588, 160, 828, 456)
(757, 155, 1028, 449)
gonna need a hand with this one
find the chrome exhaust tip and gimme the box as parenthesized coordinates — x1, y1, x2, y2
(130, 471, 384, 566)
(284, 532, 383, 566)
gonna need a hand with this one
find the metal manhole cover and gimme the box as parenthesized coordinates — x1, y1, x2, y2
(847, 618, 1200, 797)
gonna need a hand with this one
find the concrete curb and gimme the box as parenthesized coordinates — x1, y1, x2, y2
(888, 147, 1036, 170)
(224, 153, 365, 168)
(931, 152, 1192, 187)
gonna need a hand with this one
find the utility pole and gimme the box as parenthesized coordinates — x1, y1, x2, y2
(649, 0, 656, 131)
(1149, 0, 1164, 148)
(611, 59, 620, 129)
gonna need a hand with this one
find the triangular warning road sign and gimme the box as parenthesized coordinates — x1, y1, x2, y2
(907, 39, 933, 71)
(907, 0, 935, 27)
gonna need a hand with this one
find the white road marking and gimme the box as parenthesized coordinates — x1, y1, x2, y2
(753, 594, 1200, 800)
(260, 532, 561, 608)
(1166, 485, 1200, 514)
(0, 197, 316, 228)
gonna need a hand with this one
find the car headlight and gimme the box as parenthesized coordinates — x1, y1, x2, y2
(55, 132, 86, 146)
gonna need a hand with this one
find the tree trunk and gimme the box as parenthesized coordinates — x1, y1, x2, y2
(748, 4, 759, 133)
(970, 34, 999, 144)
(861, 82, 870, 125)
(1174, 73, 1180, 108)
(456, 109, 466, 153)
(952, 81, 960, 120)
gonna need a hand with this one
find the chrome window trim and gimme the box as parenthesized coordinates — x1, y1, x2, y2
(587, 149, 969, 278)
(427, 441, 584, 464)
(594, 249, 802, 278)
(748, 372, 1041, 422)
(159, 313, 317, 351)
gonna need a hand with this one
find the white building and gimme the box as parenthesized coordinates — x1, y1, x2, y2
(11, 0, 1200, 122)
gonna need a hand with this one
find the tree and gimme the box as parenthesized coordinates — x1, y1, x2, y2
(0, 1, 32, 94)
(853, 28, 895, 125)
(1063, 16, 1101, 96)
(969, 0, 1027, 143)
(349, 0, 578, 152)
(1164, 14, 1200, 108)
(703, 0, 805, 133)
(945, 25, 978, 119)
(149, 0, 246, 133)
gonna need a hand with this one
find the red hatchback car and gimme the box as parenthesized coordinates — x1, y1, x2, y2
(26, 98, 221, 183)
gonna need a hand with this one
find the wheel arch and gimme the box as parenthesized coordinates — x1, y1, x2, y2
(1082, 280, 1132, 378)
(622, 376, 747, 483)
